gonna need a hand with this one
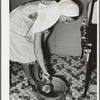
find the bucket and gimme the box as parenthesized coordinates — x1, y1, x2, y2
(37, 77, 68, 100)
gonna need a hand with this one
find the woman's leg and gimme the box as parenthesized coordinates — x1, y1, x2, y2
(22, 63, 36, 85)
(32, 61, 40, 81)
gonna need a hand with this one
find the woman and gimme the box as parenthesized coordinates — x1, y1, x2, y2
(10, 0, 79, 88)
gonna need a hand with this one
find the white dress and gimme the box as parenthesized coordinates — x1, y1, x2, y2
(10, 2, 40, 63)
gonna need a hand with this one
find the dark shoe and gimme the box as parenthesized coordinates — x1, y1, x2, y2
(28, 80, 37, 91)
(34, 78, 39, 84)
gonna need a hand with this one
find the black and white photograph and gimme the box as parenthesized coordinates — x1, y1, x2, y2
(1, 0, 99, 100)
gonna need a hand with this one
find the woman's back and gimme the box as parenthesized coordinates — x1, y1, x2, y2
(10, 1, 40, 36)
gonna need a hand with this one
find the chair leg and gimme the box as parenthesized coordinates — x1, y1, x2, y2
(82, 52, 96, 97)
(82, 64, 93, 97)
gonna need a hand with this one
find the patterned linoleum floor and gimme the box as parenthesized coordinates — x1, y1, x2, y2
(10, 54, 97, 100)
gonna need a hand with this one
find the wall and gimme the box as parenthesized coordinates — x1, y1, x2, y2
(10, 0, 33, 10)
(48, 19, 82, 56)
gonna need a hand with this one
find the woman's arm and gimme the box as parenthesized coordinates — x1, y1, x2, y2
(42, 29, 50, 42)
(34, 32, 47, 74)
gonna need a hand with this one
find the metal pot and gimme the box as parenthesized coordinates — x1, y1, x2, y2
(37, 77, 68, 100)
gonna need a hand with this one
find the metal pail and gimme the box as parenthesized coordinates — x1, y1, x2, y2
(37, 77, 68, 100)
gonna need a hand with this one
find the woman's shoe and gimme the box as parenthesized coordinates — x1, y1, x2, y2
(28, 80, 37, 91)
(34, 78, 39, 84)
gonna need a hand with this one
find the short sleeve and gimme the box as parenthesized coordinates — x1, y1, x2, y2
(61, 3, 79, 17)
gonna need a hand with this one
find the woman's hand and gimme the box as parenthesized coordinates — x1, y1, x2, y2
(42, 72, 50, 80)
